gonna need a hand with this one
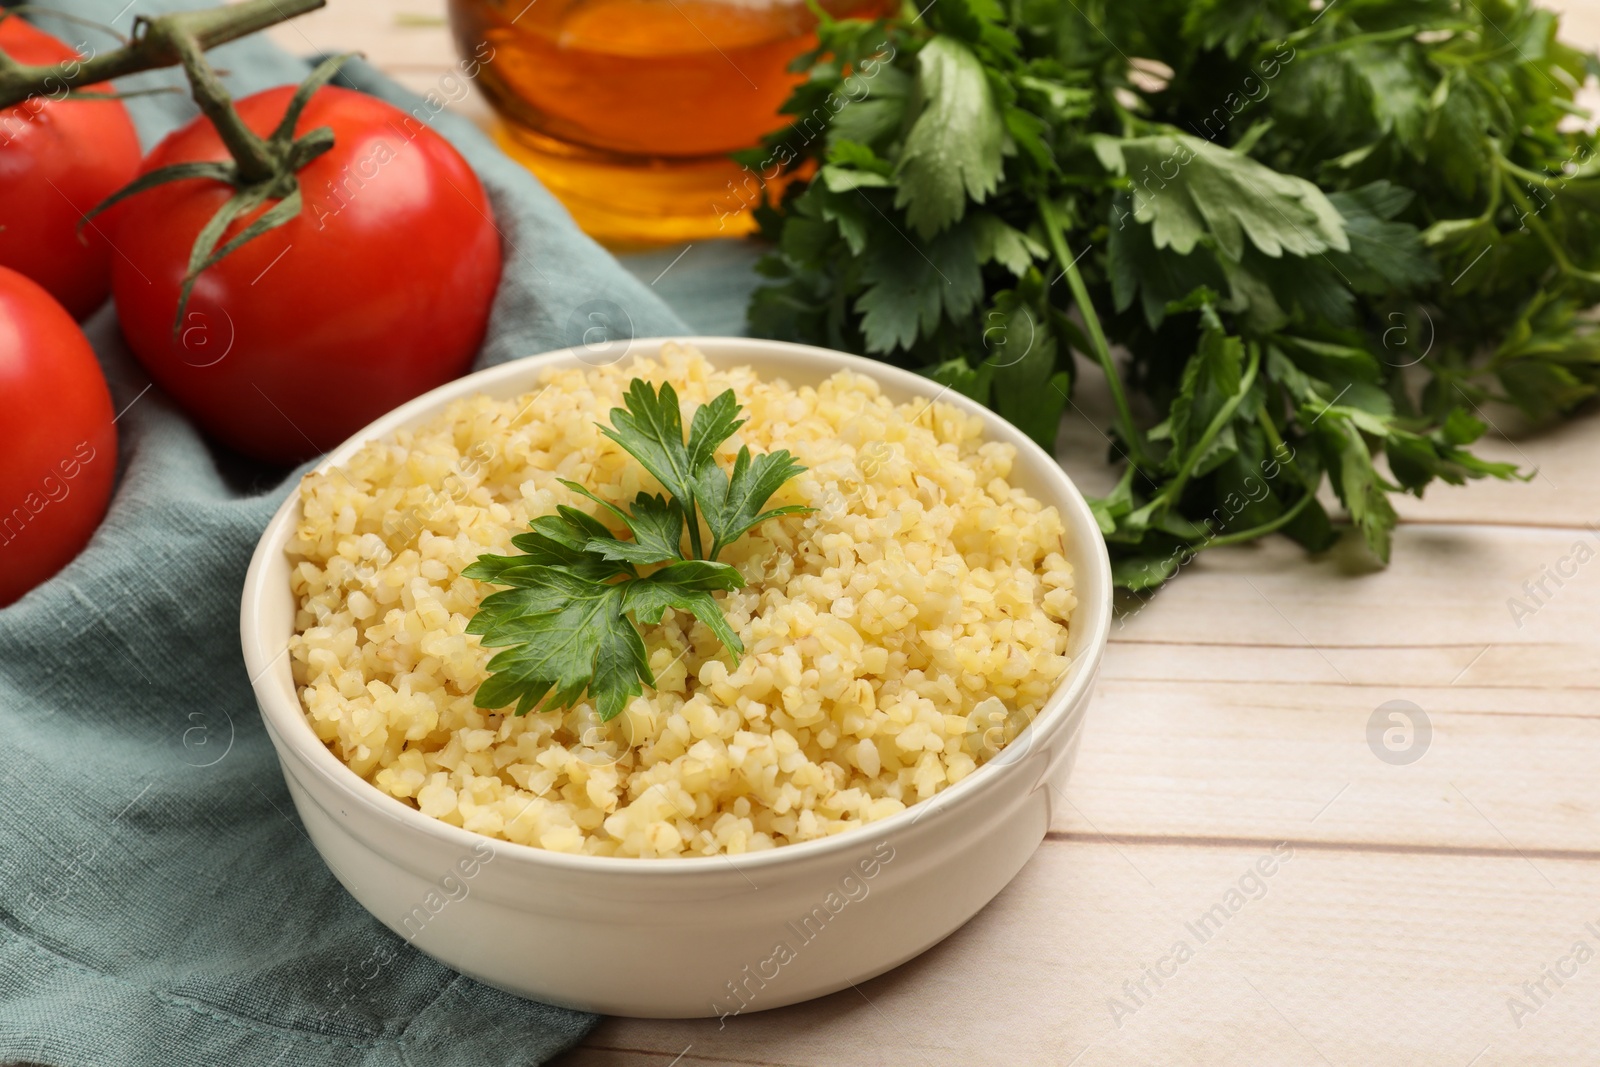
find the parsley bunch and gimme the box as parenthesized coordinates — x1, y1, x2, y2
(745, 0, 1596, 590)
(464, 380, 809, 721)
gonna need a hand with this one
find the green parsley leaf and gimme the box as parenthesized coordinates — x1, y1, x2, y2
(856, 215, 984, 353)
(601, 379, 698, 509)
(592, 495, 686, 566)
(624, 560, 748, 656)
(987, 285, 1070, 450)
(1098, 134, 1350, 262)
(686, 388, 746, 472)
(587, 604, 654, 724)
(466, 511, 634, 584)
(696, 445, 812, 561)
(468, 574, 634, 717)
(894, 36, 1005, 239)
(558, 480, 686, 565)
(1107, 192, 1229, 329)
(467, 379, 809, 720)
(1324, 414, 1400, 564)
(1325, 182, 1439, 293)
(973, 212, 1047, 277)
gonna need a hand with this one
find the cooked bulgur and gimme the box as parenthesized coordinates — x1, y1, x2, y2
(287, 344, 1075, 858)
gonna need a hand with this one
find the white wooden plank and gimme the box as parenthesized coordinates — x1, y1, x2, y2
(1055, 675, 1600, 851)
(265, 0, 494, 126)
(1050, 524, 1600, 851)
(267, 0, 455, 69)
(556, 839, 1600, 1066)
(1546, 0, 1600, 50)
(1111, 523, 1600, 655)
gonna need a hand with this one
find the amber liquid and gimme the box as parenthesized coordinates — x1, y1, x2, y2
(449, 0, 893, 244)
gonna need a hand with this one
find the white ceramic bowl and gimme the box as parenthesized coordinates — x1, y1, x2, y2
(241, 336, 1111, 1018)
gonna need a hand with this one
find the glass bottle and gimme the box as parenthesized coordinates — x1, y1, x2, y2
(448, 0, 895, 245)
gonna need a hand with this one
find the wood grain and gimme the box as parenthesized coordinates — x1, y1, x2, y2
(564, 841, 1600, 1066)
(261, 3, 1600, 1064)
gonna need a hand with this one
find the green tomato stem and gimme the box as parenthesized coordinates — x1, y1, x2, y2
(166, 27, 277, 185)
(0, 0, 324, 111)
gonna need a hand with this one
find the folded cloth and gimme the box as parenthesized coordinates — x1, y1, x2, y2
(0, 1, 696, 1063)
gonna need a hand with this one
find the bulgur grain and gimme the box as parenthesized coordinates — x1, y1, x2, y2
(287, 344, 1075, 857)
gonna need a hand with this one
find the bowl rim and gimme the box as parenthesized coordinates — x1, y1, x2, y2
(241, 336, 1112, 876)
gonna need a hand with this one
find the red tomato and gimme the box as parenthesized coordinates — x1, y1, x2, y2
(0, 266, 117, 606)
(106, 85, 502, 464)
(0, 17, 142, 319)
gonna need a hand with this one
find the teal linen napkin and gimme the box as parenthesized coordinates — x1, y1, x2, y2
(0, 2, 703, 1063)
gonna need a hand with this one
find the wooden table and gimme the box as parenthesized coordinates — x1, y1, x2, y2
(272, 5, 1600, 1064)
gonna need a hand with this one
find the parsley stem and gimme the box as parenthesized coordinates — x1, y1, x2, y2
(1181, 407, 1317, 547)
(1149, 341, 1261, 514)
(1201, 490, 1315, 548)
(686, 497, 706, 560)
(1496, 156, 1575, 189)
(1256, 407, 1308, 486)
(1037, 197, 1151, 470)
(1497, 168, 1600, 285)
(1295, 24, 1459, 60)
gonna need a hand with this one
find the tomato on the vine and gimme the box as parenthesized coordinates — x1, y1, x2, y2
(105, 84, 502, 465)
(0, 16, 142, 319)
(0, 266, 118, 607)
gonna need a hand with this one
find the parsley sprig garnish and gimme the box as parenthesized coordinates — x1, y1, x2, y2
(464, 380, 811, 721)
